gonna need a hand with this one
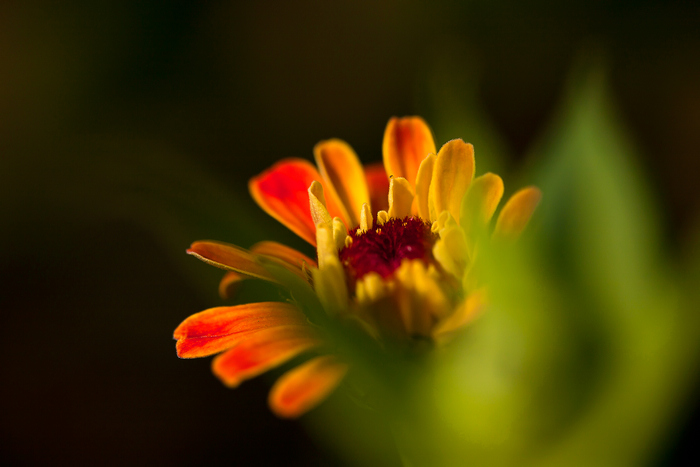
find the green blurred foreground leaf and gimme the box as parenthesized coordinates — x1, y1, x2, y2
(445, 65, 693, 467)
(341, 63, 700, 467)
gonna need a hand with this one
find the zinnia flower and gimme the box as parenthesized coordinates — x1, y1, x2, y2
(175, 117, 541, 418)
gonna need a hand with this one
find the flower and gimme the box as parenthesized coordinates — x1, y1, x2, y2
(174, 117, 541, 418)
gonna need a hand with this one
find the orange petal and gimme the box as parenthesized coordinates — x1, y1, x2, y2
(314, 139, 370, 228)
(365, 162, 390, 216)
(249, 159, 344, 246)
(212, 325, 323, 388)
(493, 186, 542, 240)
(174, 302, 307, 358)
(187, 240, 277, 282)
(383, 116, 437, 186)
(219, 271, 247, 299)
(250, 241, 317, 269)
(269, 355, 348, 418)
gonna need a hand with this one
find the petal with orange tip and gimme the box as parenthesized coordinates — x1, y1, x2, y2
(249, 159, 344, 246)
(314, 139, 370, 228)
(269, 355, 348, 418)
(493, 186, 542, 240)
(212, 325, 323, 388)
(174, 302, 307, 359)
(187, 240, 277, 282)
(365, 162, 390, 215)
(429, 139, 475, 224)
(383, 116, 437, 186)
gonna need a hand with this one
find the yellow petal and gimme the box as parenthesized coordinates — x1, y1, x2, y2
(394, 260, 450, 337)
(414, 153, 436, 220)
(269, 355, 348, 418)
(332, 217, 348, 251)
(432, 289, 487, 340)
(387, 177, 414, 219)
(429, 139, 475, 223)
(314, 223, 348, 314)
(383, 116, 437, 186)
(432, 215, 470, 280)
(315, 223, 338, 270)
(308, 181, 332, 228)
(493, 186, 542, 240)
(314, 139, 370, 227)
(312, 256, 348, 316)
(356, 271, 389, 304)
(460, 173, 504, 229)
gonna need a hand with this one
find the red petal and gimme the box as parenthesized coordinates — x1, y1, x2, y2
(249, 159, 344, 245)
(212, 325, 323, 387)
(174, 302, 307, 358)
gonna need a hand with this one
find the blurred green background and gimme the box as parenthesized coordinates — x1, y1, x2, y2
(1, 1, 699, 465)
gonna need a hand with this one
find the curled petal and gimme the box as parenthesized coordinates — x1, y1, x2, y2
(429, 139, 475, 223)
(269, 355, 348, 418)
(251, 241, 317, 269)
(365, 162, 390, 215)
(493, 186, 542, 240)
(212, 325, 323, 388)
(187, 241, 277, 282)
(174, 302, 307, 359)
(383, 116, 437, 186)
(309, 181, 332, 228)
(314, 139, 370, 228)
(218, 242, 316, 299)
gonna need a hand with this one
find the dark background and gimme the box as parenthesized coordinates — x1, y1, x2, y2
(1, 1, 698, 465)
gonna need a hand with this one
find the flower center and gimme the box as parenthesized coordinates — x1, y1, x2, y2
(339, 217, 438, 285)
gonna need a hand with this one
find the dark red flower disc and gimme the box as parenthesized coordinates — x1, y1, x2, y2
(339, 217, 437, 285)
